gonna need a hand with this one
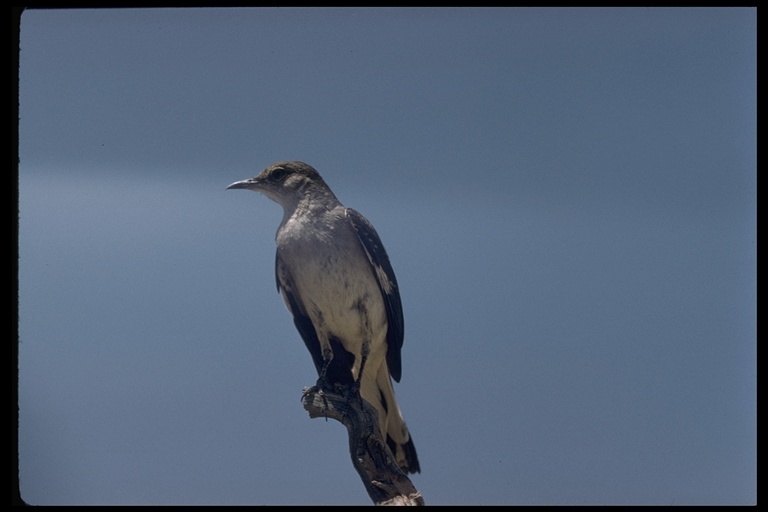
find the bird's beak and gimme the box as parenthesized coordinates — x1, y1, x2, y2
(226, 178, 260, 190)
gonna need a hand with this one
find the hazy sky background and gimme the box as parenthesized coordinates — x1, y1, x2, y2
(17, 7, 755, 505)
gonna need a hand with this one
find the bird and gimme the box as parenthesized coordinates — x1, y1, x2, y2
(227, 161, 420, 474)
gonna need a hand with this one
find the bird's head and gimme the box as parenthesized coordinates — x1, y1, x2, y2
(227, 161, 334, 208)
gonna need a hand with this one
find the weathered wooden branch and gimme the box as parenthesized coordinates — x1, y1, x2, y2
(301, 383, 424, 506)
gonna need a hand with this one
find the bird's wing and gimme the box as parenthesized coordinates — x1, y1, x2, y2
(275, 252, 326, 376)
(345, 208, 405, 382)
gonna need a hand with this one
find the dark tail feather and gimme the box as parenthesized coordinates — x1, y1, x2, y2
(387, 432, 420, 474)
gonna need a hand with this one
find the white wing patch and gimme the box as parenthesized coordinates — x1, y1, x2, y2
(373, 261, 394, 294)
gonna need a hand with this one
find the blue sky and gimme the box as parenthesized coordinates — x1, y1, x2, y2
(17, 7, 755, 505)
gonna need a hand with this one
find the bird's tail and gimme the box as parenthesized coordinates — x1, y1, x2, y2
(362, 363, 421, 474)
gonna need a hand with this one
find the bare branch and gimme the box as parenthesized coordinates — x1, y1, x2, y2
(302, 384, 424, 506)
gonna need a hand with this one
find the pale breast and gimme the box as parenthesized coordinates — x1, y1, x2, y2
(277, 215, 388, 345)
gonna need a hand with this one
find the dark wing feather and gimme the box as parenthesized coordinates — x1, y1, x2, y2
(345, 208, 405, 382)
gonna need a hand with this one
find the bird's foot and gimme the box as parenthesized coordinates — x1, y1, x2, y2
(313, 376, 337, 421)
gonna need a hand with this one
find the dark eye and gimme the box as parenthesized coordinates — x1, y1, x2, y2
(270, 167, 287, 181)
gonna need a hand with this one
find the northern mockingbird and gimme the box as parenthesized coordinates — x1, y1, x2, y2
(228, 161, 420, 474)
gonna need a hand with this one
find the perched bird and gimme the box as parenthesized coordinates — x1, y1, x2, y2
(227, 161, 420, 474)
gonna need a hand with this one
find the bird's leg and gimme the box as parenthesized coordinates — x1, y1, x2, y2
(312, 347, 337, 420)
(316, 345, 335, 390)
(351, 340, 370, 398)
